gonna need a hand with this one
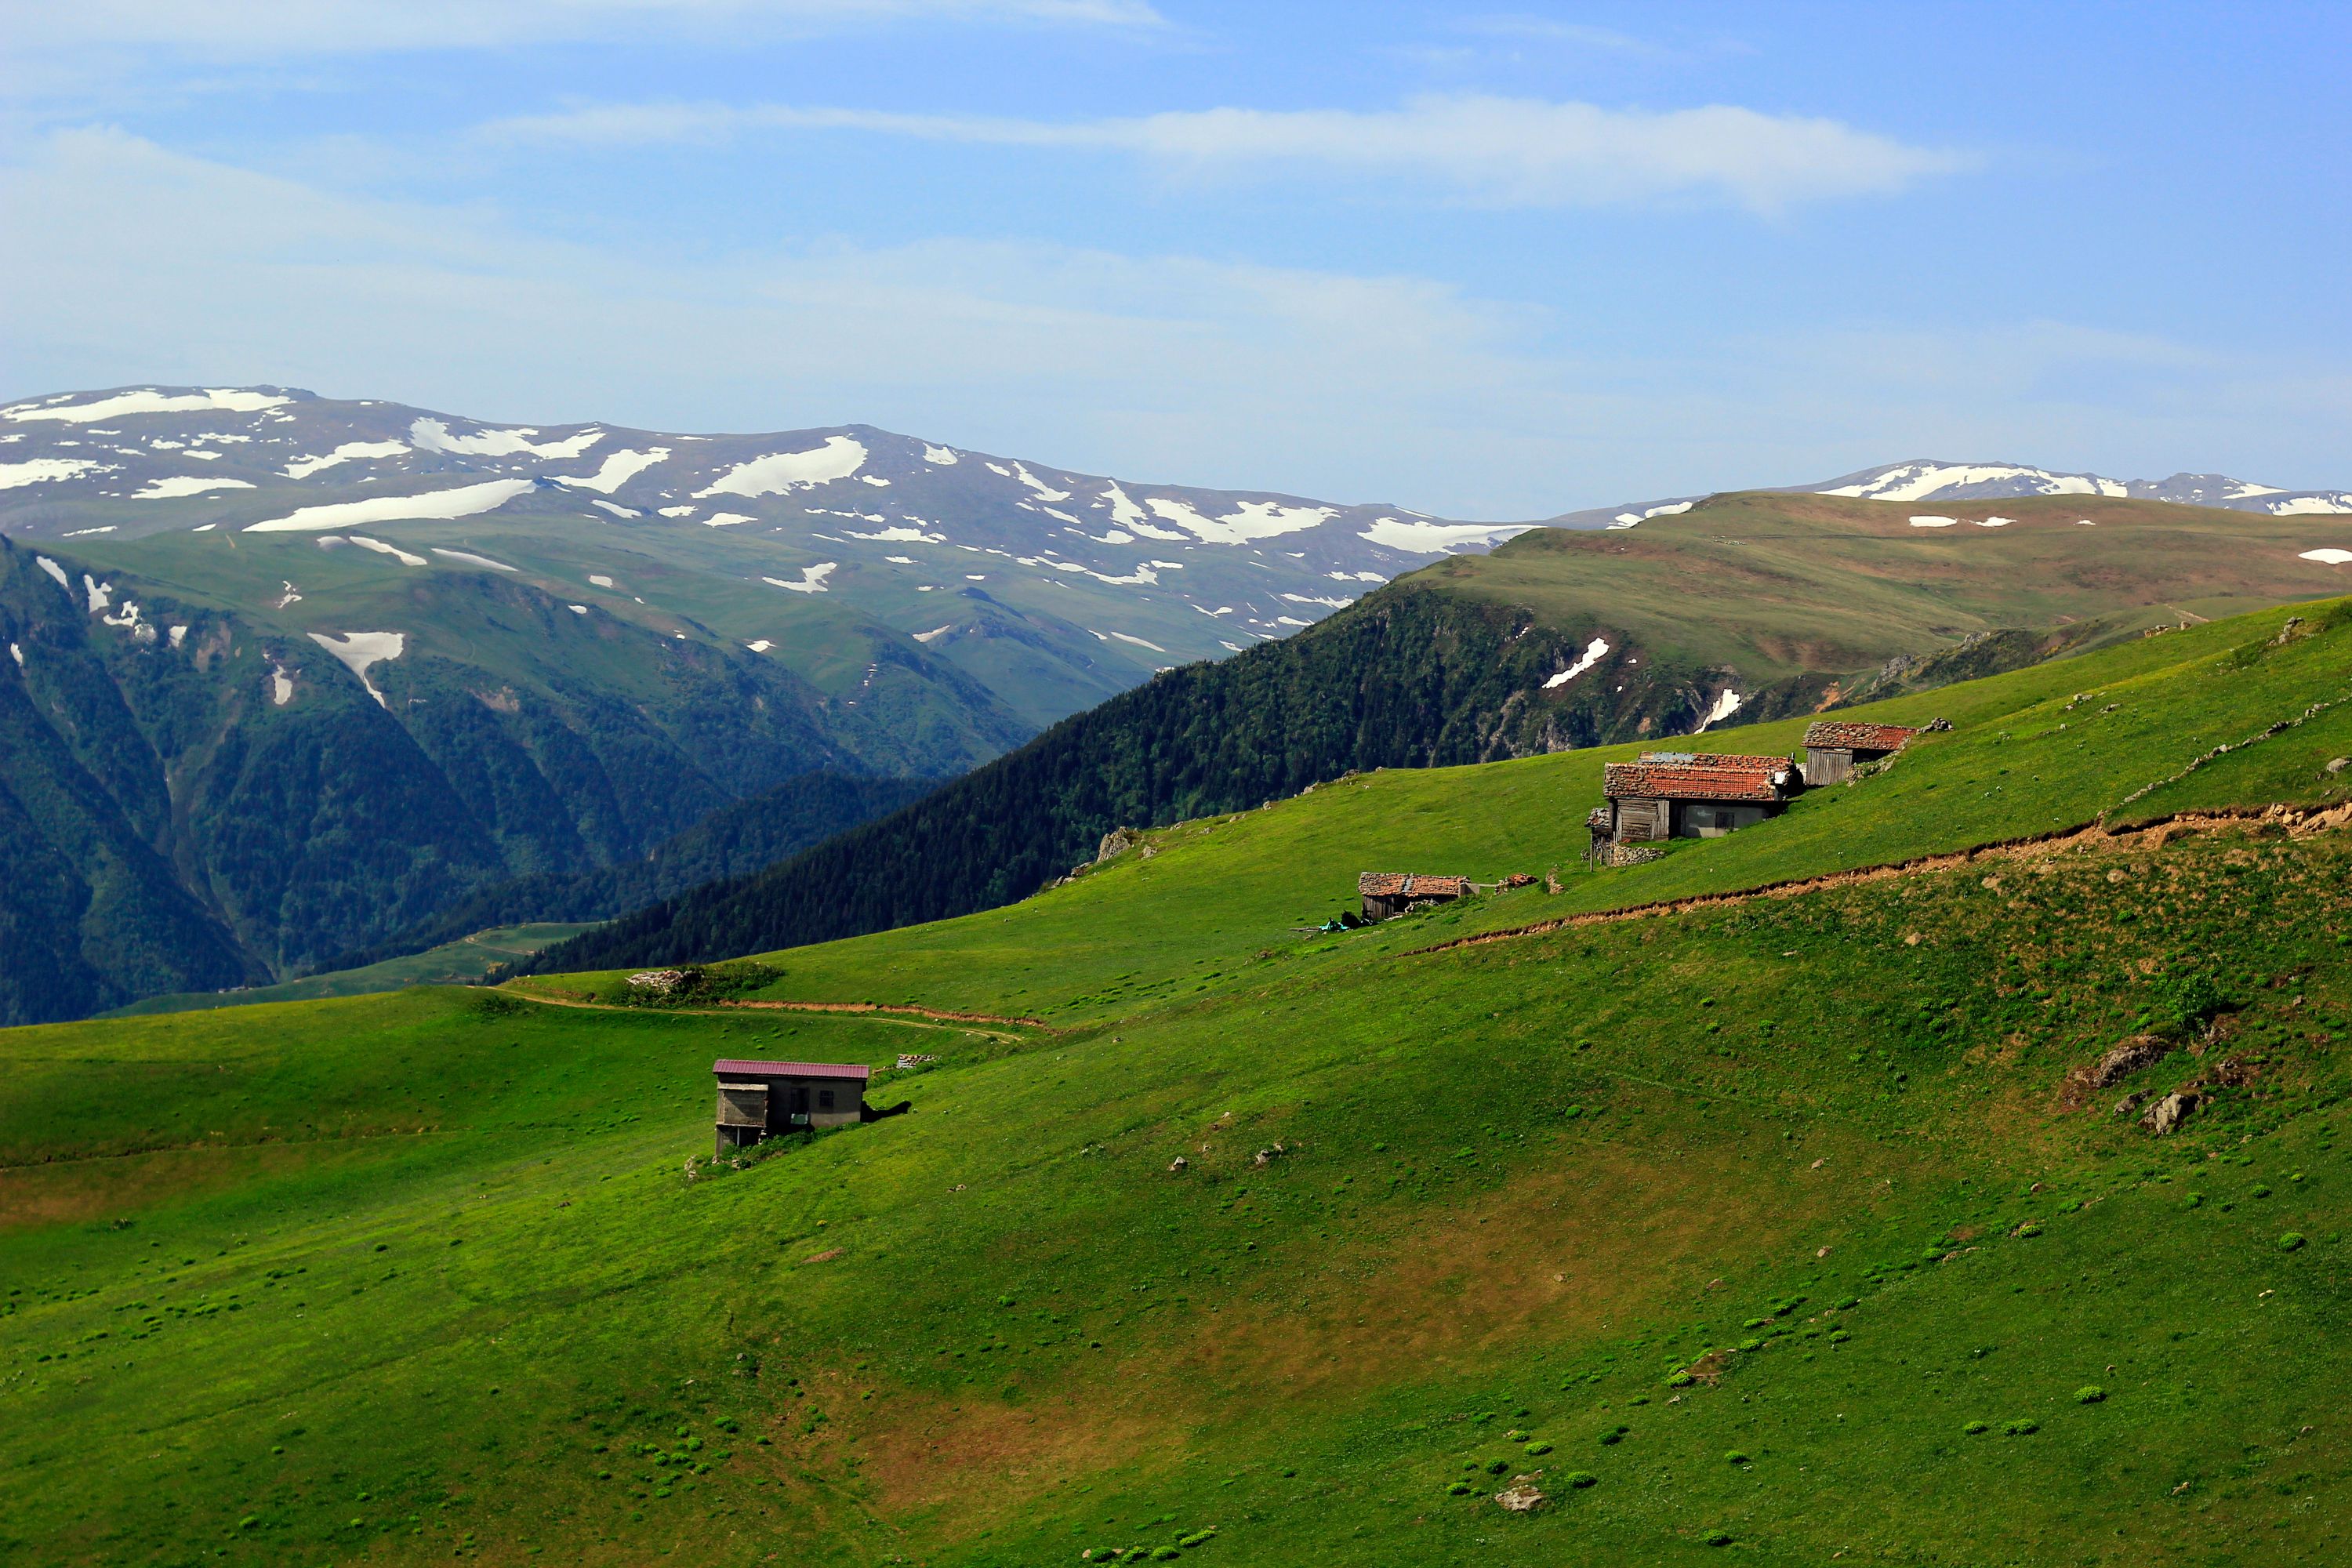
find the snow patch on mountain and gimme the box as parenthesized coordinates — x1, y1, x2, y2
(1359, 516, 1530, 551)
(555, 447, 670, 492)
(922, 445, 959, 466)
(1544, 637, 1611, 688)
(1145, 496, 1339, 546)
(2302, 549, 2352, 566)
(429, 547, 517, 572)
(697, 437, 867, 499)
(409, 417, 601, 460)
(5, 388, 291, 423)
(133, 475, 256, 499)
(1694, 689, 1744, 730)
(347, 535, 426, 566)
(1610, 500, 1693, 528)
(307, 630, 405, 708)
(763, 564, 837, 593)
(0, 457, 108, 489)
(1822, 461, 2128, 502)
(245, 478, 537, 532)
(286, 440, 408, 478)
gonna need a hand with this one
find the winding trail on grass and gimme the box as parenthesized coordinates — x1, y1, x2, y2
(497, 989, 1049, 1042)
(1402, 802, 2352, 960)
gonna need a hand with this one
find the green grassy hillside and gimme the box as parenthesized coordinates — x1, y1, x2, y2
(103, 921, 593, 1017)
(533, 495, 2350, 982)
(4, 597, 2350, 1566)
(1441, 490, 2352, 695)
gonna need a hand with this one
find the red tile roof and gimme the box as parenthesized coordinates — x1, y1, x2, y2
(712, 1058, 871, 1081)
(1604, 753, 1794, 804)
(1358, 873, 1471, 898)
(1802, 720, 1925, 752)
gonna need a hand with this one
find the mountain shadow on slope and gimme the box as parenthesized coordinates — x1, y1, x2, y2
(331, 771, 937, 970)
(522, 578, 1773, 974)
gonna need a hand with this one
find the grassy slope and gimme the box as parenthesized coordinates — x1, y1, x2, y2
(1440, 492, 2352, 684)
(3, 598, 2351, 1566)
(518, 597, 2352, 1027)
(104, 922, 594, 1017)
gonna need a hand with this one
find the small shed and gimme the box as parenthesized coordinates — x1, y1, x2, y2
(1358, 872, 1472, 923)
(712, 1058, 871, 1156)
(1799, 720, 1943, 786)
(1594, 751, 1798, 855)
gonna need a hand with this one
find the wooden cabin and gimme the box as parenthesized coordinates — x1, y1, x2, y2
(713, 1058, 870, 1156)
(1799, 720, 1944, 785)
(1592, 752, 1798, 858)
(1357, 872, 1472, 922)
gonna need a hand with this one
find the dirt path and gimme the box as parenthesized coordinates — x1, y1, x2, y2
(500, 988, 1049, 1042)
(1402, 801, 2352, 960)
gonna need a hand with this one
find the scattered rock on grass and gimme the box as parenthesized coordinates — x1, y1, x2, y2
(1494, 1481, 1546, 1512)
(2073, 1034, 2171, 1093)
(2141, 1091, 2201, 1136)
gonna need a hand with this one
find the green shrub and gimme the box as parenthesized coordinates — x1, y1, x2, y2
(1599, 1426, 1627, 1446)
(2076, 1385, 2107, 1404)
(1963, 1421, 1990, 1435)
(2004, 1419, 2038, 1436)
(1725, 1450, 1750, 1464)
(1486, 1458, 1511, 1475)
(2279, 1232, 2307, 1251)
(1666, 1372, 1695, 1388)
(1446, 1481, 1472, 1497)
(1704, 1530, 1733, 1546)
(1525, 1442, 1552, 1456)
(1564, 1472, 1598, 1489)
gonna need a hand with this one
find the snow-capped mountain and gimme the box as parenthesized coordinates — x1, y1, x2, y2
(1795, 459, 2352, 515)
(0, 386, 1536, 655)
(1556, 459, 2352, 531)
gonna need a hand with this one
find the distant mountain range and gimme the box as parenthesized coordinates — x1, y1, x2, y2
(4, 383, 2348, 1022)
(1559, 459, 2352, 529)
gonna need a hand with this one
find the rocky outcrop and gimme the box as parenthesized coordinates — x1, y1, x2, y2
(2071, 1034, 2171, 1094)
(2140, 1091, 2200, 1136)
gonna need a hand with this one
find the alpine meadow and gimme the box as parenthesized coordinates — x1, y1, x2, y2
(7, 5, 2352, 1566)
(5, 595, 2352, 1566)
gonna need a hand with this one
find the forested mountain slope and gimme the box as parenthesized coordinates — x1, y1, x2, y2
(535, 495, 2352, 975)
(5, 596, 2350, 1566)
(0, 537, 940, 1022)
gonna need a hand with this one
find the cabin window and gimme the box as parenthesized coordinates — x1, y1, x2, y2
(818, 1089, 836, 1110)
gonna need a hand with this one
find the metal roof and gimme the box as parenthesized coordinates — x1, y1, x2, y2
(711, 1058, 871, 1081)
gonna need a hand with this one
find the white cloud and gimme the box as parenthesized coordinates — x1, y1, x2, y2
(4, 128, 2343, 518)
(482, 93, 1970, 211)
(9, 0, 1163, 55)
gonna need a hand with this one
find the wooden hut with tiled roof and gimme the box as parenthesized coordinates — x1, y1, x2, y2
(1357, 872, 1472, 923)
(1799, 719, 1945, 786)
(1590, 751, 1799, 861)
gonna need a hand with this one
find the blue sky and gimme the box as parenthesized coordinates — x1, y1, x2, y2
(2, 1, 2347, 516)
